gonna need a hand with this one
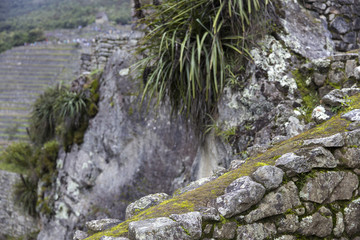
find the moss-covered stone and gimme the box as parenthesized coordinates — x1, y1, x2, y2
(84, 93, 360, 240)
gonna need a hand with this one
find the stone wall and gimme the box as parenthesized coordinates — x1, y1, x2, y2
(91, 118, 360, 240)
(0, 170, 38, 238)
(80, 31, 143, 72)
(302, 0, 360, 51)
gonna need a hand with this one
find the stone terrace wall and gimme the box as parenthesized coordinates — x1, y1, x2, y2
(108, 119, 360, 240)
(302, 0, 360, 51)
(80, 31, 143, 72)
(0, 170, 38, 238)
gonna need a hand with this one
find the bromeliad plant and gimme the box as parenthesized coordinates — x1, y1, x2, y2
(134, 0, 269, 127)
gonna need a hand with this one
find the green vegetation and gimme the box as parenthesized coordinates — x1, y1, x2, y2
(0, 0, 131, 52)
(292, 69, 319, 123)
(134, 0, 270, 128)
(0, 72, 101, 220)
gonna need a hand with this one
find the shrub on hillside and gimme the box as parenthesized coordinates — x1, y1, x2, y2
(1, 142, 33, 173)
(29, 85, 64, 145)
(135, 0, 270, 129)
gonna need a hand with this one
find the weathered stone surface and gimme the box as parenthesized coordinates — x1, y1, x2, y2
(274, 236, 296, 240)
(344, 198, 360, 236)
(199, 207, 220, 221)
(276, 0, 333, 59)
(355, 66, 360, 80)
(99, 237, 129, 240)
(342, 109, 360, 122)
(298, 210, 333, 237)
(216, 176, 266, 218)
(73, 230, 89, 240)
(228, 160, 246, 171)
(252, 165, 284, 190)
(237, 223, 276, 240)
(345, 129, 360, 146)
(304, 202, 315, 214)
(174, 177, 213, 196)
(276, 214, 299, 233)
(322, 88, 360, 107)
(313, 73, 326, 86)
(305, 146, 338, 168)
(128, 217, 190, 240)
(330, 16, 351, 34)
(345, 60, 357, 78)
(213, 222, 237, 239)
(334, 147, 360, 168)
(303, 133, 345, 147)
(86, 219, 121, 232)
(169, 212, 202, 239)
(300, 171, 358, 203)
(245, 182, 301, 223)
(203, 224, 212, 235)
(311, 106, 331, 123)
(275, 153, 310, 177)
(126, 193, 170, 219)
(328, 70, 345, 85)
(333, 212, 345, 237)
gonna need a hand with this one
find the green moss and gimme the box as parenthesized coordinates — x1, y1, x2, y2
(87, 103, 99, 118)
(292, 69, 319, 123)
(255, 162, 268, 167)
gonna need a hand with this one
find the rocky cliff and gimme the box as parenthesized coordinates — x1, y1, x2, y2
(14, 0, 360, 239)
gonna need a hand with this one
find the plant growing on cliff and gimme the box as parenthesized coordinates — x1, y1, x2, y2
(134, 0, 269, 128)
(29, 84, 64, 145)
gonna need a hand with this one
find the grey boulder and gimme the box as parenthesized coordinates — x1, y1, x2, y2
(128, 216, 197, 240)
(216, 176, 265, 218)
(251, 165, 284, 190)
(298, 209, 333, 237)
(126, 193, 170, 219)
(344, 198, 360, 236)
(85, 219, 121, 232)
(342, 109, 360, 122)
(245, 181, 301, 223)
(275, 153, 310, 177)
(300, 171, 359, 203)
(303, 133, 345, 148)
(169, 212, 202, 239)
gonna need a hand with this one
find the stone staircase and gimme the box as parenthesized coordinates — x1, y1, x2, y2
(0, 44, 81, 152)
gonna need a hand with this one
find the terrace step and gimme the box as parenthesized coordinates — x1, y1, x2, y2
(0, 43, 81, 151)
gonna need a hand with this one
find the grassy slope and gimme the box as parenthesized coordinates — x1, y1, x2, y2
(85, 94, 360, 239)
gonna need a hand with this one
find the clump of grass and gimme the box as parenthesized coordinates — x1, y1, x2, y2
(134, 0, 270, 129)
(13, 175, 38, 217)
(29, 85, 64, 145)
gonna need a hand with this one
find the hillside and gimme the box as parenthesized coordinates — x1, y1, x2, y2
(0, 43, 81, 153)
(0, 0, 131, 52)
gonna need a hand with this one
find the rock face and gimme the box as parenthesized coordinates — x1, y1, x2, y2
(0, 170, 38, 237)
(300, 171, 358, 203)
(276, 0, 334, 59)
(37, 42, 202, 239)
